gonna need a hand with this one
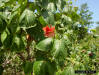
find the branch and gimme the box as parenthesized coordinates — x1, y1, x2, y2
(17, 53, 25, 61)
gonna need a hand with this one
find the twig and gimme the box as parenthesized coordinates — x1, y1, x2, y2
(17, 53, 25, 61)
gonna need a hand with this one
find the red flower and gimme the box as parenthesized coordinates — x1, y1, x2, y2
(43, 25, 55, 37)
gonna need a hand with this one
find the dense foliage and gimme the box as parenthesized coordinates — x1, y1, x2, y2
(0, 0, 99, 75)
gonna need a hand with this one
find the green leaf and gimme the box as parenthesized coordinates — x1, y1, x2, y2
(56, 0, 66, 11)
(39, 16, 47, 26)
(71, 12, 80, 21)
(1, 31, 7, 43)
(1, 28, 12, 49)
(47, 12, 55, 25)
(52, 39, 67, 62)
(3, 35, 12, 49)
(47, 2, 56, 12)
(12, 4, 20, 11)
(33, 61, 44, 75)
(62, 66, 76, 75)
(3, 10, 11, 23)
(41, 10, 55, 25)
(8, 11, 19, 34)
(0, 66, 4, 75)
(35, 0, 48, 8)
(9, 24, 19, 34)
(33, 61, 56, 75)
(8, 11, 18, 24)
(11, 35, 25, 51)
(0, 13, 7, 33)
(42, 0, 48, 8)
(23, 61, 33, 75)
(19, 9, 36, 29)
(54, 13, 61, 21)
(36, 38, 53, 51)
(14, 35, 20, 47)
(62, 14, 72, 23)
(63, 7, 69, 13)
(55, 70, 62, 75)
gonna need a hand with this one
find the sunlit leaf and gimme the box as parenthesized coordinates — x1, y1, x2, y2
(47, 2, 56, 12)
(62, 66, 76, 75)
(19, 9, 36, 28)
(36, 38, 53, 51)
(52, 39, 67, 61)
(1, 31, 7, 43)
(39, 16, 47, 26)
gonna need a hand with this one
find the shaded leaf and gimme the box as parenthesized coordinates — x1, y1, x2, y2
(0, 12, 7, 33)
(33, 61, 56, 75)
(0, 66, 4, 75)
(8, 11, 18, 24)
(3, 35, 12, 49)
(23, 61, 33, 75)
(11, 35, 25, 51)
(54, 13, 61, 21)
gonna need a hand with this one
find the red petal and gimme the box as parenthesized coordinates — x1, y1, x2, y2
(50, 26, 55, 32)
(43, 25, 55, 37)
(43, 27, 46, 32)
(46, 26, 50, 31)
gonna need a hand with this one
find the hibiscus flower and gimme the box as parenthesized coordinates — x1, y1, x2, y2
(43, 25, 55, 37)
